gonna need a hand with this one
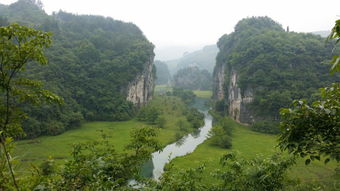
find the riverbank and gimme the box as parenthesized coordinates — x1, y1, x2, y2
(14, 96, 200, 172)
(167, 116, 339, 186)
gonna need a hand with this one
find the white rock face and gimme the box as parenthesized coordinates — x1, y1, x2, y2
(213, 65, 254, 123)
(126, 56, 154, 106)
(228, 70, 253, 123)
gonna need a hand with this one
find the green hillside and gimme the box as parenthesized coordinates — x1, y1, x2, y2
(0, 0, 154, 138)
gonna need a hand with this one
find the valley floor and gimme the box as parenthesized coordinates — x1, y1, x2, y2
(14, 96, 196, 173)
(14, 91, 339, 188)
(168, 117, 339, 185)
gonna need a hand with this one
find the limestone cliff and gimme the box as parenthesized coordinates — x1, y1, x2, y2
(227, 70, 254, 123)
(213, 64, 225, 100)
(126, 55, 155, 106)
(213, 64, 254, 124)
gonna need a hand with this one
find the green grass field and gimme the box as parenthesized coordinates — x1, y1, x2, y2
(14, 96, 195, 171)
(15, 121, 145, 167)
(168, 117, 339, 184)
(193, 90, 212, 98)
(154, 85, 172, 95)
(14, 96, 338, 187)
(154, 85, 212, 99)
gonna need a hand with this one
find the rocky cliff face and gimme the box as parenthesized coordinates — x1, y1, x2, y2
(227, 70, 254, 123)
(213, 65, 254, 124)
(213, 64, 225, 100)
(126, 56, 155, 106)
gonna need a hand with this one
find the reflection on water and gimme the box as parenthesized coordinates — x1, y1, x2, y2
(151, 111, 212, 180)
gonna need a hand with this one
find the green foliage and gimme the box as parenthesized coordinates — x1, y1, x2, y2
(209, 125, 232, 149)
(214, 100, 227, 114)
(0, 136, 16, 190)
(0, 1, 154, 138)
(166, 114, 339, 188)
(155, 116, 166, 128)
(152, 165, 208, 191)
(146, 152, 295, 191)
(16, 127, 160, 190)
(173, 66, 212, 90)
(215, 16, 339, 120)
(137, 106, 160, 124)
(279, 83, 340, 163)
(171, 87, 196, 105)
(155, 60, 171, 85)
(184, 108, 204, 129)
(328, 19, 340, 73)
(251, 120, 280, 134)
(279, 20, 340, 164)
(214, 152, 296, 191)
(209, 112, 233, 148)
(137, 96, 204, 142)
(0, 23, 62, 190)
(39, 156, 56, 176)
(46, 128, 159, 190)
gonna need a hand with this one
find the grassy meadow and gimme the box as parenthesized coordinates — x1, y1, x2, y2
(154, 85, 213, 99)
(14, 96, 194, 172)
(14, 92, 338, 187)
(168, 117, 339, 185)
(193, 90, 212, 98)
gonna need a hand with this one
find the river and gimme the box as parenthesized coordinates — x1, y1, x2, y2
(143, 98, 213, 180)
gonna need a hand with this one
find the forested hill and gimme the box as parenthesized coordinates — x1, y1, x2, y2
(155, 61, 171, 85)
(165, 45, 218, 75)
(0, 0, 155, 138)
(213, 16, 339, 124)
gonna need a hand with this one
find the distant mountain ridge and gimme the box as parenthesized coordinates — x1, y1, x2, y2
(311, 30, 330, 38)
(164, 45, 218, 75)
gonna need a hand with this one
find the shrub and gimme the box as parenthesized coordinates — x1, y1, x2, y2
(252, 120, 280, 134)
(210, 125, 232, 149)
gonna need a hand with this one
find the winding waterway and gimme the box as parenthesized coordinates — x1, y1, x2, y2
(151, 111, 212, 179)
(143, 98, 213, 180)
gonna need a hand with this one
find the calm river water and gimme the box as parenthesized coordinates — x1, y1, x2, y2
(143, 98, 212, 180)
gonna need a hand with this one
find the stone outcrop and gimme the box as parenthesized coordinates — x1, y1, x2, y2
(213, 65, 254, 124)
(213, 64, 225, 100)
(227, 70, 253, 123)
(126, 55, 155, 106)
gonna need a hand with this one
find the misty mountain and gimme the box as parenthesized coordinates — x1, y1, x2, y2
(155, 60, 171, 85)
(154, 44, 204, 60)
(311, 30, 331, 38)
(164, 45, 218, 75)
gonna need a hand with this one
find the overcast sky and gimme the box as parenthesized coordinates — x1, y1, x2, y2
(0, 0, 339, 59)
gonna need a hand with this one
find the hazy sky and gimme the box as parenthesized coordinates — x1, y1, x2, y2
(0, 0, 339, 59)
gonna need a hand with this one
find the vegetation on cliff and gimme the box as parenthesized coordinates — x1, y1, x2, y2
(214, 16, 339, 123)
(0, 0, 154, 138)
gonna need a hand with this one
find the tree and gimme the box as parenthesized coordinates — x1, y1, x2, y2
(329, 19, 340, 73)
(278, 20, 340, 163)
(0, 24, 61, 190)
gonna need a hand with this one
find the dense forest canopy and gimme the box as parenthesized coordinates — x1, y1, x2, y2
(215, 16, 339, 121)
(163, 45, 218, 75)
(0, 0, 154, 138)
